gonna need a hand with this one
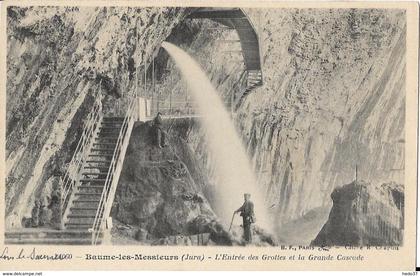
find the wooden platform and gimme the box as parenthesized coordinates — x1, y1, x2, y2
(188, 8, 262, 71)
(4, 228, 98, 245)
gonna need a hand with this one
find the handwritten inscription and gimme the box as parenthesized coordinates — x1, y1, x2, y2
(0, 247, 72, 261)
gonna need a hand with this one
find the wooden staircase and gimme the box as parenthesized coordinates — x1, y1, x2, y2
(58, 91, 138, 245)
(64, 117, 124, 231)
(231, 70, 263, 110)
(244, 70, 263, 96)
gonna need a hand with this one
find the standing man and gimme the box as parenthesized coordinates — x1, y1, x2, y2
(234, 193, 255, 243)
(153, 112, 166, 148)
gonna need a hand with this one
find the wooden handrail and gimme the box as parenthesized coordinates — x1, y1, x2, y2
(90, 96, 137, 245)
(61, 89, 103, 220)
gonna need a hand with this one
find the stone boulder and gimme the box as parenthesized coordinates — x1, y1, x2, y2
(311, 180, 404, 246)
(111, 122, 218, 241)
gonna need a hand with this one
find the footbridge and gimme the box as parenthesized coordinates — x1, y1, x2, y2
(188, 8, 262, 72)
(139, 8, 263, 118)
(138, 7, 264, 121)
(188, 8, 263, 106)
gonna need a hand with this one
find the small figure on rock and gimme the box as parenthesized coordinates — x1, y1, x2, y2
(234, 193, 256, 244)
(30, 200, 41, 227)
(153, 112, 167, 148)
(38, 198, 49, 227)
(49, 188, 62, 230)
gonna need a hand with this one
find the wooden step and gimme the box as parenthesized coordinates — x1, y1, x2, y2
(79, 181, 106, 185)
(98, 126, 122, 131)
(70, 208, 97, 216)
(78, 186, 105, 193)
(73, 198, 100, 202)
(95, 137, 118, 140)
(84, 166, 110, 170)
(71, 201, 100, 209)
(103, 117, 124, 121)
(88, 154, 114, 157)
(74, 193, 103, 200)
(70, 206, 98, 211)
(95, 134, 120, 138)
(90, 148, 115, 152)
(99, 126, 122, 130)
(82, 172, 109, 176)
(78, 185, 105, 189)
(95, 137, 120, 141)
(68, 214, 96, 219)
(5, 229, 93, 239)
(69, 209, 97, 217)
(101, 120, 123, 125)
(5, 237, 92, 245)
(85, 160, 111, 163)
(67, 217, 96, 225)
(92, 142, 117, 146)
(80, 178, 107, 183)
(100, 125, 122, 129)
(75, 192, 102, 196)
(98, 131, 121, 135)
(79, 182, 106, 186)
(70, 207, 98, 211)
(64, 223, 93, 229)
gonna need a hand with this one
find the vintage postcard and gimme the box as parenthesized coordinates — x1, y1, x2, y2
(0, 0, 418, 271)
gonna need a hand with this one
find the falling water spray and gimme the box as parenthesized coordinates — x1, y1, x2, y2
(162, 42, 271, 231)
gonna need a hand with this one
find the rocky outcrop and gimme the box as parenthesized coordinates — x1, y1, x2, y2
(111, 120, 276, 246)
(6, 6, 187, 227)
(311, 180, 404, 246)
(111, 121, 217, 238)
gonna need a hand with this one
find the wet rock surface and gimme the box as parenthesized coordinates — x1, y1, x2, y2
(311, 180, 404, 246)
(112, 121, 275, 246)
(237, 9, 406, 226)
(156, 9, 406, 239)
(112, 122, 214, 238)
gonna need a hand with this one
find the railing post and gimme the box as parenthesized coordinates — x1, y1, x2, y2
(169, 88, 172, 115)
(153, 57, 158, 113)
(144, 53, 147, 98)
(231, 84, 235, 115)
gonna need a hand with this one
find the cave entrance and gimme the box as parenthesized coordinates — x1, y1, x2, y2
(138, 7, 264, 121)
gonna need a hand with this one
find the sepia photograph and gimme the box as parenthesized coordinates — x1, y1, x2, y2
(0, 0, 419, 271)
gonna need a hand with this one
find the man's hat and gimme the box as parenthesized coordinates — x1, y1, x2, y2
(244, 193, 251, 197)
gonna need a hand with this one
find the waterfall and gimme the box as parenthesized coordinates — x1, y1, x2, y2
(162, 42, 271, 231)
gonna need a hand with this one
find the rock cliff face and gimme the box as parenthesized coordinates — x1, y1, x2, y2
(6, 7, 187, 227)
(238, 9, 405, 225)
(156, 9, 406, 231)
(6, 7, 406, 245)
(311, 181, 404, 246)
